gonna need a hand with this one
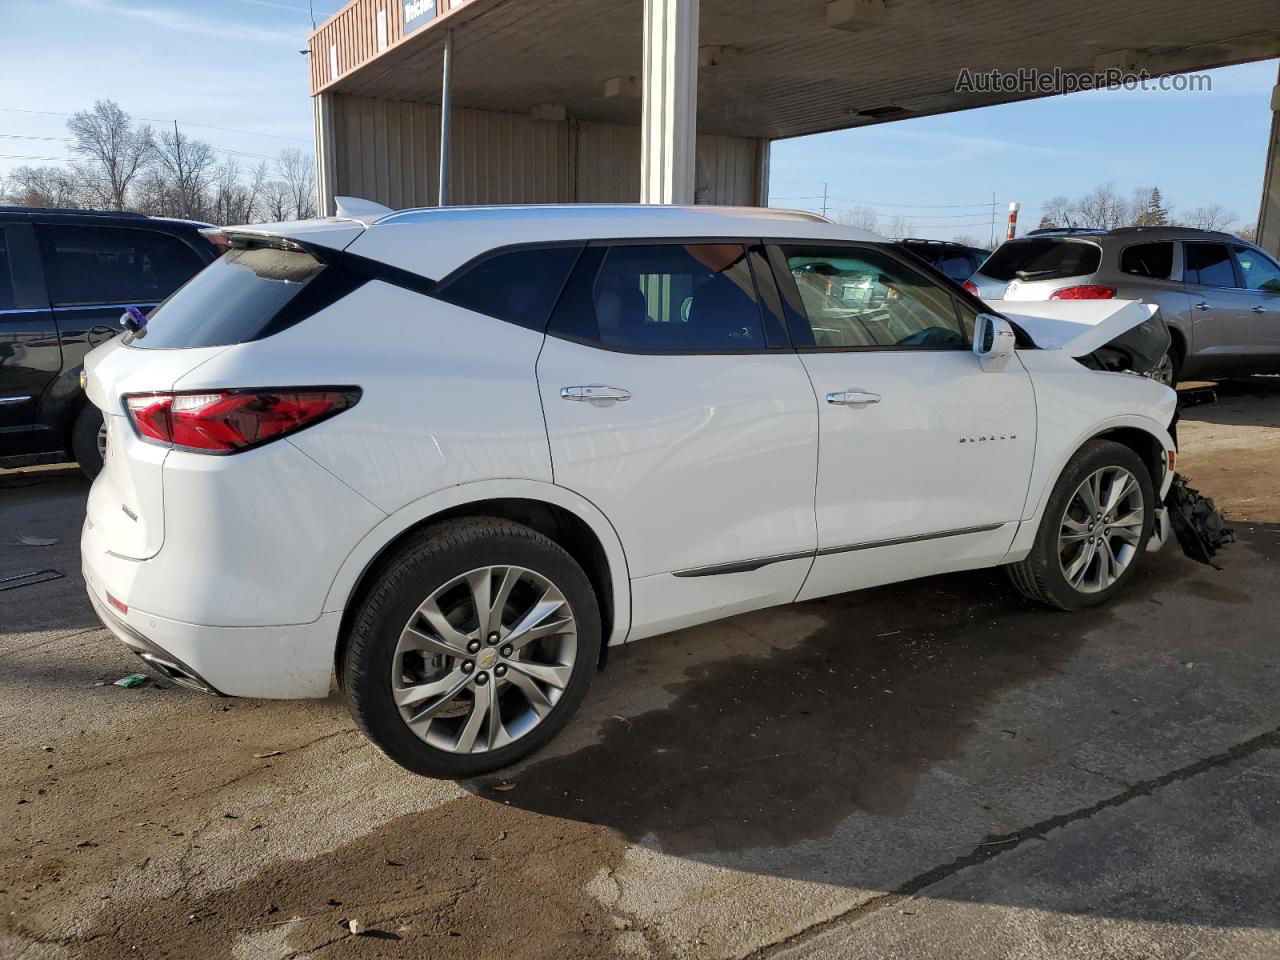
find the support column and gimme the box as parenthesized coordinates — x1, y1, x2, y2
(1257, 64, 1280, 257)
(640, 0, 699, 205)
(438, 28, 455, 206)
(312, 92, 337, 217)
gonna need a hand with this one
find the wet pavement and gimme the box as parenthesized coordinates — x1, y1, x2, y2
(2, 378, 1278, 960)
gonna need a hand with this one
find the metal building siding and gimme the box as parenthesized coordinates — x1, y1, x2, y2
(328, 94, 763, 208)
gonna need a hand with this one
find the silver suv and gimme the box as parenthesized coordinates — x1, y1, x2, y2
(968, 227, 1280, 384)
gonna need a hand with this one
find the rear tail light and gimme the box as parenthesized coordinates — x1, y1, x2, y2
(1049, 285, 1115, 300)
(962, 280, 980, 297)
(124, 388, 360, 454)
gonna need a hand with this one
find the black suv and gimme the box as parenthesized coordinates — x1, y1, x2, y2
(0, 207, 219, 476)
(896, 238, 991, 285)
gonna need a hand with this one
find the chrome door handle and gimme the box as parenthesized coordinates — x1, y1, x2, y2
(560, 385, 631, 404)
(827, 390, 881, 406)
(1252, 305, 1266, 314)
(1194, 301, 1210, 311)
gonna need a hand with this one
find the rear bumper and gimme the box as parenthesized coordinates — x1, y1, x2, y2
(82, 524, 340, 699)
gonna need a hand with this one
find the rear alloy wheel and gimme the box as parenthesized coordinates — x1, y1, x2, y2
(71, 404, 106, 479)
(1006, 439, 1154, 610)
(344, 518, 600, 778)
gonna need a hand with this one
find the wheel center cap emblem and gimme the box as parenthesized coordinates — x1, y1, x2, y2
(477, 647, 498, 670)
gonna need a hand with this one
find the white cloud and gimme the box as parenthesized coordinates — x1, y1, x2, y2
(65, 0, 304, 46)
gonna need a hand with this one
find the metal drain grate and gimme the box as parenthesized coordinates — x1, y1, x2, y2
(0, 569, 65, 591)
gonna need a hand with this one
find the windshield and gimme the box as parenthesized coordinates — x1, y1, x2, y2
(979, 239, 1101, 283)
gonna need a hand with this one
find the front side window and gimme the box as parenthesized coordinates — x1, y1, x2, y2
(782, 245, 967, 350)
(1120, 242, 1174, 279)
(550, 243, 766, 353)
(37, 225, 205, 306)
(1232, 244, 1280, 292)
(1182, 243, 1237, 288)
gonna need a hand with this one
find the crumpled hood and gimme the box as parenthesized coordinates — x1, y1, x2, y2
(986, 299, 1159, 358)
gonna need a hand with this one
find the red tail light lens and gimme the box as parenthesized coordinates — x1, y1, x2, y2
(962, 280, 980, 297)
(125, 388, 360, 453)
(1049, 285, 1116, 300)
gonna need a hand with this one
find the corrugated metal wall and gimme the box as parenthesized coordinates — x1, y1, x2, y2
(328, 94, 766, 208)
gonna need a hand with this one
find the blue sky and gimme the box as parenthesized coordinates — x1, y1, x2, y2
(1, 0, 1276, 242)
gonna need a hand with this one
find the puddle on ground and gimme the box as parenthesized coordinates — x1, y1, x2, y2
(477, 560, 1187, 856)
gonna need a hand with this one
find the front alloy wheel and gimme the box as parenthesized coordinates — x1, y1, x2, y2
(1057, 466, 1145, 593)
(392, 566, 578, 754)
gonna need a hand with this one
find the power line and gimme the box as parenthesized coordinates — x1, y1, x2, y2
(0, 107, 310, 145)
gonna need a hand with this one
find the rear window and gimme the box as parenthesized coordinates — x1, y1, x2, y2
(978, 239, 1101, 283)
(128, 246, 335, 349)
(1120, 241, 1174, 279)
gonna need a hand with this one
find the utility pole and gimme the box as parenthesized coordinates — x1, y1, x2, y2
(821, 182, 829, 218)
(174, 120, 188, 219)
(988, 191, 996, 247)
(438, 28, 454, 206)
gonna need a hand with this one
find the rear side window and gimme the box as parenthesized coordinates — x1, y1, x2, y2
(1183, 243, 1237, 288)
(1120, 242, 1174, 279)
(549, 243, 767, 353)
(38, 225, 205, 306)
(0, 229, 14, 310)
(129, 246, 340, 349)
(978, 239, 1101, 283)
(435, 244, 582, 331)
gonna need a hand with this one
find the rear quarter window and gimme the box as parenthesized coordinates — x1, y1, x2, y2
(979, 239, 1101, 283)
(1120, 242, 1174, 279)
(434, 244, 582, 331)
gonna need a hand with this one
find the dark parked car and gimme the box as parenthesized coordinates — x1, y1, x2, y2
(0, 207, 220, 476)
(896, 238, 991, 284)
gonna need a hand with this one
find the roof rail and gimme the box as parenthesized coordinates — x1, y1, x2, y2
(1107, 225, 1234, 238)
(0, 205, 149, 218)
(1025, 227, 1108, 237)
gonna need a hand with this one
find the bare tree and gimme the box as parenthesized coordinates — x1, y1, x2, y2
(66, 99, 155, 210)
(277, 148, 316, 220)
(1181, 204, 1235, 231)
(260, 178, 294, 223)
(832, 206, 880, 233)
(1, 165, 83, 208)
(1039, 195, 1075, 228)
(952, 233, 983, 248)
(1074, 184, 1129, 230)
(155, 125, 218, 219)
(882, 214, 914, 239)
(1237, 222, 1259, 244)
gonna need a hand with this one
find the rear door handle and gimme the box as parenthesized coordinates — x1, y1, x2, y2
(560, 385, 631, 405)
(827, 390, 881, 406)
(1194, 301, 1210, 311)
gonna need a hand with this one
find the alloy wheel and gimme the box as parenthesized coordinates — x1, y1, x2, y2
(96, 422, 108, 462)
(1058, 466, 1145, 593)
(391, 566, 578, 754)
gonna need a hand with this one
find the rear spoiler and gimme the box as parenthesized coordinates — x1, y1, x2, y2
(200, 227, 438, 298)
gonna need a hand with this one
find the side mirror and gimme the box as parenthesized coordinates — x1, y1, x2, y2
(973, 313, 1015, 369)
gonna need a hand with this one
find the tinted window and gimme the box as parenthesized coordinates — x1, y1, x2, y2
(550, 243, 766, 352)
(936, 252, 975, 282)
(435, 244, 582, 331)
(783, 245, 966, 350)
(1120, 242, 1174, 279)
(1232, 244, 1280, 292)
(129, 246, 335, 349)
(0, 230, 14, 310)
(978, 239, 1101, 282)
(1183, 243, 1236, 288)
(38, 225, 205, 305)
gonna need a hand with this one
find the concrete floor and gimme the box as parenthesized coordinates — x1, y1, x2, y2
(2, 379, 1278, 960)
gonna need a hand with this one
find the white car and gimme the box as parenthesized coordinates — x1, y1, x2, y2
(82, 202, 1177, 777)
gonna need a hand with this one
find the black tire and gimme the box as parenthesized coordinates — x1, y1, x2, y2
(71, 404, 105, 479)
(1006, 439, 1155, 611)
(343, 517, 601, 778)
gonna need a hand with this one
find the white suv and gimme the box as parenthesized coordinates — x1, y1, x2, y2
(82, 203, 1177, 777)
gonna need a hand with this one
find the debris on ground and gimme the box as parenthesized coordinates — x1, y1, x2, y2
(113, 673, 149, 688)
(252, 750, 283, 759)
(1167, 474, 1234, 568)
(347, 919, 365, 935)
(16, 535, 60, 546)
